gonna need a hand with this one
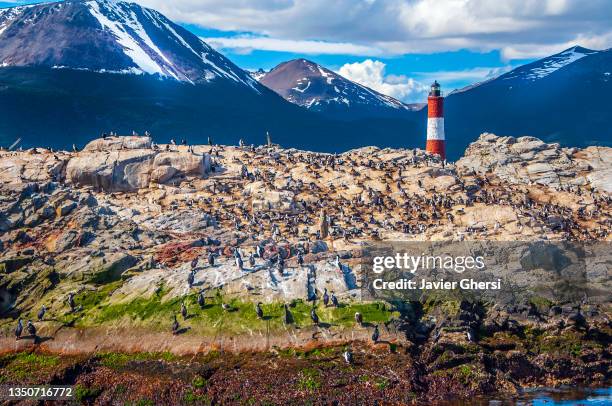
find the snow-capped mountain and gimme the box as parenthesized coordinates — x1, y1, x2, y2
(249, 68, 267, 81)
(259, 59, 421, 118)
(440, 45, 612, 158)
(0, 0, 260, 90)
(500, 46, 599, 82)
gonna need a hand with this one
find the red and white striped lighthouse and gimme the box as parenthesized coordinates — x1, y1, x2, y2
(426, 80, 446, 160)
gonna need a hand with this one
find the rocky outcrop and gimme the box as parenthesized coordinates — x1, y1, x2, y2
(0, 149, 68, 186)
(457, 133, 611, 193)
(66, 137, 211, 192)
(82, 136, 152, 152)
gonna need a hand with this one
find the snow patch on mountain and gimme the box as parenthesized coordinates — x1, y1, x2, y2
(503, 46, 598, 81)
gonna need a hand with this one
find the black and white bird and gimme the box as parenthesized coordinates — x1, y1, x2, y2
(466, 328, 476, 343)
(310, 308, 319, 325)
(354, 312, 363, 326)
(67, 293, 75, 312)
(343, 349, 353, 365)
(372, 325, 380, 343)
(297, 252, 304, 267)
(236, 255, 244, 271)
(187, 271, 195, 288)
(255, 303, 264, 319)
(256, 245, 264, 258)
(208, 252, 215, 266)
(27, 320, 36, 337)
(334, 255, 341, 270)
(322, 288, 329, 306)
(197, 291, 206, 308)
(249, 253, 255, 267)
(191, 257, 198, 270)
(222, 303, 231, 311)
(331, 292, 339, 307)
(37, 305, 46, 322)
(181, 302, 188, 320)
(172, 315, 179, 335)
(15, 318, 23, 340)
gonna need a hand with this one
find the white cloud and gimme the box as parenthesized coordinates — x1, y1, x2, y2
(203, 36, 382, 56)
(337, 59, 429, 103)
(135, 0, 612, 59)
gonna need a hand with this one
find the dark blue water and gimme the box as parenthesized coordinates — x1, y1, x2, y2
(477, 387, 612, 405)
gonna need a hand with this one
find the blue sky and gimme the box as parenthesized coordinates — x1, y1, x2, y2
(3, 0, 611, 102)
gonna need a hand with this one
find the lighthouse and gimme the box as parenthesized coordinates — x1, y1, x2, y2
(426, 81, 446, 160)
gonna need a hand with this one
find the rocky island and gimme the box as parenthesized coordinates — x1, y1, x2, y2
(0, 134, 610, 404)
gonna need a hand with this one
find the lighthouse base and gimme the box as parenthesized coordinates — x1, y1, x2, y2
(426, 140, 446, 160)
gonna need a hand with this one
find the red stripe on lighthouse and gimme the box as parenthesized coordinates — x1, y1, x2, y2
(426, 140, 445, 158)
(427, 97, 444, 118)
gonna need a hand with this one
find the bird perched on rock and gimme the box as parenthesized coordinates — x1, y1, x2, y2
(310, 308, 319, 325)
(466, 328, 476, 342)
(372, 325, 380, 343)
(255, 303, 264, 319)
(27, 320, 36, 337)
(172, 315, 179, 335)
(37, 305, 46, 322)
(191, 257, 198, 270)
(354, 312, 363, 326)
(343, 349, 353, 365)
(256, 245, 264, 258)
(334, 255, 341, 270)
(236, 255, 244, 271)
(297, 252, 304, 267)
(249, 253, 255, 267)
(331, 292, 339, 307)
(323, 288, 329, 307)
(208, 252, 215, 267)
(15, 318, 23, 340)
(67, 293, 75, 312)
(187, 270, 195, 289)
(181, 302, 188, 320)
(197, 291, 206, 308)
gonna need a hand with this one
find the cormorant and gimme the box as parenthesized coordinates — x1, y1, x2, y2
(354, 312, 363, 326)
(172, 315, 179, 334)
(323, 288, 329, 306)
(68, 293, 75, 312)
(331, 292, 339, 307)
(208, 252, 215, 266)
(236, 256, 244, 270)
(181, 302, 188, 320)
(187, 271, 195, 288)
(37, 305, 46, 322)
(466, 328, 476, 342)
(191, 258, 198, 270)
(310, 308, 319, 325)
(197, 291, 205, 308)
(15, 319, 23, 340)
(255, 303, 264, 319)
(343, 349, 353, 365)
(27, 320, 36, 337)
(249, 253, 255, 267)
(334, 255, 341, 270)
(372, 325, 379, 343)
(297, 252, 304, 267)
(256, 245, 264, 258)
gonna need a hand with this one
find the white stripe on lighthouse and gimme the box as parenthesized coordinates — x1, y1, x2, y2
(427, 117, 445, 140)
